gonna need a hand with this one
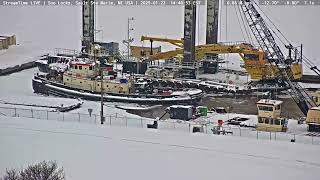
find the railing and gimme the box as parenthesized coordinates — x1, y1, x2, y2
(54, 48, 79, 57)
(0, 106, 319, 145)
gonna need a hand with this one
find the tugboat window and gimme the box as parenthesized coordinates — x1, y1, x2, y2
(258, 106, 273, 111)
(75, 65, 78, 69)
(258, 117, 264, 123)
(269, 119, 274, 125)
(79, 66, 82, 70)
(89, 66, 93, 70)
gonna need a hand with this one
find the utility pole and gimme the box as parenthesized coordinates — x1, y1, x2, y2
(100, 66, 104, 124)
(96, 46, 105, 125)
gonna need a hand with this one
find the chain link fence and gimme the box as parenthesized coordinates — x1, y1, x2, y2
(0, 106, 319, 145)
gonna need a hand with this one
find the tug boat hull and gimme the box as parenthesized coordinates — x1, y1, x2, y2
(32, 76, 203, 104)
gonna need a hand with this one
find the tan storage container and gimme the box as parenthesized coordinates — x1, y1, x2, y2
(0, 35, 16, 46)
(0, 37, 8, 49)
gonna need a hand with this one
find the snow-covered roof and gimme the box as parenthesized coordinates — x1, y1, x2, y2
(35, 59, 48, 64)
(310, 107, 320, 111)
(257, 99, 283, 106)
(170, 105, 193, 108)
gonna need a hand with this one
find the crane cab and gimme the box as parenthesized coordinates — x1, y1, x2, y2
(306, 107, 320, 132)
(311, 91, 320, 106)
(256, 99, 287, 132)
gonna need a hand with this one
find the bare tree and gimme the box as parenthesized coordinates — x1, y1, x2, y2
(1, 169, 19, 180)
(1, 161, 65, 180)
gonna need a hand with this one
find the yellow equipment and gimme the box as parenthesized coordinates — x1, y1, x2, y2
(141, 36, 184, 48)
(141, 36, 302, 81)
(256, 99, 287, 132)
(306, 91, 320, 131)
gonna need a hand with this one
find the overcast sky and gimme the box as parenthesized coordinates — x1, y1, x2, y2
(0, 2, 319, 64)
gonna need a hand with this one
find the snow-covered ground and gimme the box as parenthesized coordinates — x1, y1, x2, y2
(0, 115, 319, 180)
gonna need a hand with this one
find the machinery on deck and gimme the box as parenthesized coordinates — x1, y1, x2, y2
(141, 36, 302, 81)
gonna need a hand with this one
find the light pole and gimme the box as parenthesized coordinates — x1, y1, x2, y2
(100, 63, 104, 124)
(94, 45, 105, 125)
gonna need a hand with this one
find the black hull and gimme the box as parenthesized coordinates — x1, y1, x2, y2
(32, 76, 203, 105)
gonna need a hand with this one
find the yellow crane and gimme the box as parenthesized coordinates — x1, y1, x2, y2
(141, 36, 184, 48)
(141, 36, 302, 81)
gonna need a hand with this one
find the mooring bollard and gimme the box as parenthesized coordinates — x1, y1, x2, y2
(14, 107, 17, 117)
(31, 109, 33, 118)
(62, 112, 64, 121)
(109, 115, 112, 125)
(291, 134, 296, 143)
(46, 110, 48, 120)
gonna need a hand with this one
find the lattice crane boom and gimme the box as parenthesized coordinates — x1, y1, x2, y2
(238, 0, 316, 115)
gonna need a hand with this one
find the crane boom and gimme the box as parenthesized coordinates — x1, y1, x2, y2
(238, 0, 316, 115)
(141, 36, 184, 48)
(147, 43, 255, 61)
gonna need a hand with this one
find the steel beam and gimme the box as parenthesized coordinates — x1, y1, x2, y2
(206, 0, 219, 44)
(82, 0, 95, 52)
(183, 0, 197, 63)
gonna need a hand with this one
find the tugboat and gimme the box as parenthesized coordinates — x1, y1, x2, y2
(32, 45, 203, 104)
(35, 49, 79, 73)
